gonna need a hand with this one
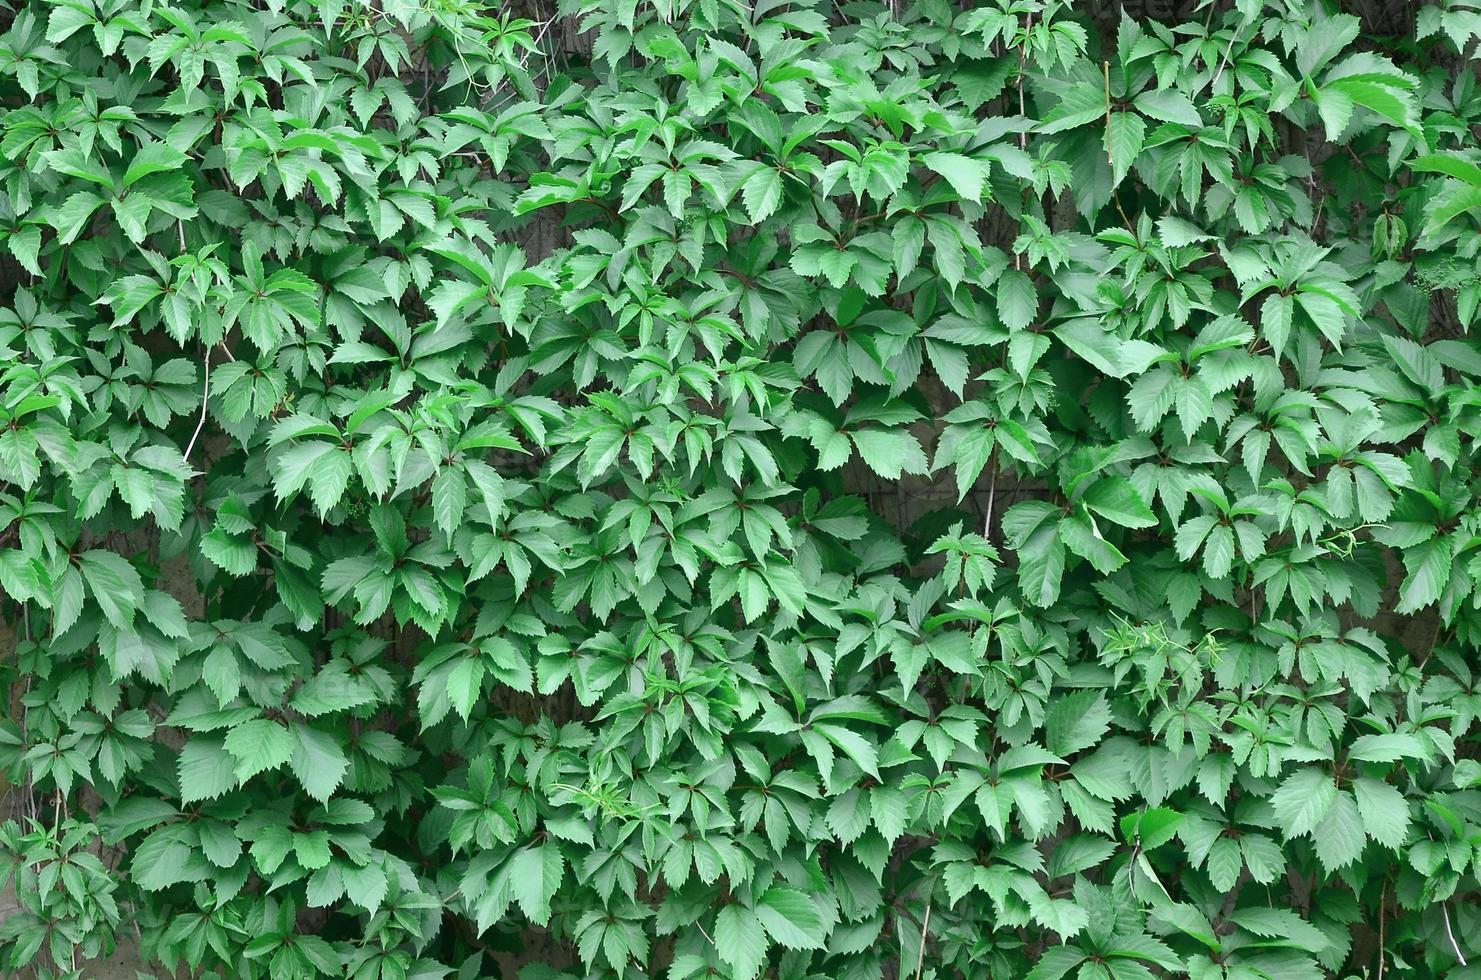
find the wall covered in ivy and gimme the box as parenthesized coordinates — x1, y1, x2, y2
(2, 0, 1481, 978)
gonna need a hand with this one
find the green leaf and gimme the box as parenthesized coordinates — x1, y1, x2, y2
(851, 427, 927, 479)
(1025, 945, 1088, 980)
(1082, 477, 1157, 529)
(509, 844, 564, 925)
(77, 551, 144, 629)
(755, 886, 825, 950)
(816, 248, 857, 288)
(1312, 790, 1364, 870)
(200, 528, 258, 576)
(177, 737, 236, 804)
(5, 10, 1474, 975)
(1352, 776, 1409, 848)
(1015, 524, 1065, 608)
(1323, 74, 1417, 133)
(1270, 766, 1336, 838)
(1103, 112, 1145, 184)
(1201, 523, 1235, 578)
(223, 719, 296, 783)
(1120, 807, 1182, 849)
(443, 658, 484, 723)
(1039, 82, 1105, 133)
(124, 141, 189, 186)
(921, 151, 988, 203)
(432, 468, 468, 537)
(743, 167, 783, 223)
(427, 279, 486, 328)
(1381, 335, 1444, 394)
(1045, 691, 1111, 756)
(290, 723, 349, 802)
(1395, 537, 1451, 613)
(715, 905, 767, 979)
(132, 825, 211, 891)
(1427, 181, 1481, 235)
(996, 269, 1037, 331)
(272, 441, 337, 503)
(1410, 154, 1481, 187)
(1155, 215, 1213, 247)
(1205, 836, 1242, 892)
(1228, 907, 1330, 953)
(6, 224, 42, 276)
(1133, 89, 1202, 126)
(1348, 732, 1431, 763)
(814, 722, 880, 779)
(50, 191, 105, 244)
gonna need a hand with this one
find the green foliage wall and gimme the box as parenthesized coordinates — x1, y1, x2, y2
(2, 0, 1481, 977)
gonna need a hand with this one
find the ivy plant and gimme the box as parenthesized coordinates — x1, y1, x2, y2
(1, 0, 1481, 978)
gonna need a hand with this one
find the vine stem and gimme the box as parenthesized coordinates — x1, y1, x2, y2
(1103, 60, 1113, 169)
(1014, 13, 1030, 271)
(1442, 901, 1467, 966)
(984, 452, 998, 541)
(1377, 880, 1386, 980)
(184, 345, 212, 462)
(1210, 23, 1239, 90)
(912, 901, 931, 980)
(21, 604, 36, 823)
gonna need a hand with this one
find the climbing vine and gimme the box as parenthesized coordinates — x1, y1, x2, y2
(2, 0, 1481, 978)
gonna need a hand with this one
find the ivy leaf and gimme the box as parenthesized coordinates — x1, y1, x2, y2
(1133, 89, 1202, 126)
(921, 151, 988, 203)
(223, 719, 296, 783)
(1312, 790, 1364, 870)
(1104, 112, 1145, 184)
(77, 551, 144, 629)
(289, 723, 349, 802)
(1270, 767, 1337, 838)
(1322, 73, 1417, 134)
(996, 269, 1037, 331)
(1045, 691, 1110, 756)
(510, 844, 564, 926)
(1352, 777, 1409, 848)
(1082, 477, 1157, 529)
(124, 141, 189, 186)
(743, 168, 784, 223)
(715, 905, 768, 979)
(1228, 907, 1330, 953)
(177, 737, 236, 804)
(755, 886, 825, 950)
(851, 428, 927, 479)
(6, 6, 1475, 976)
(1016, 524, 1066, 608)
(132, 825, 211, 891)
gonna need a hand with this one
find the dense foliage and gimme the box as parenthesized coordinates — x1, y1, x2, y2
(2, 0, 1481, 977)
